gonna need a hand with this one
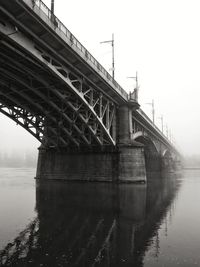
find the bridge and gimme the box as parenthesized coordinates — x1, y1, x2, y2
(0, 0, 180, 182)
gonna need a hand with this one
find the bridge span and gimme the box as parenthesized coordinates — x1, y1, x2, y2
(0, 0, 180, 182)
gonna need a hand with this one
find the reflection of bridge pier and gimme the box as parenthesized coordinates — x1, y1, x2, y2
(0, 0, 181, 183)
(35, 181, 148, 266)
(0, 173, 180, 266)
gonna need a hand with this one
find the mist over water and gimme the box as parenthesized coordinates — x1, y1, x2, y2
(0, 115, 39, 162)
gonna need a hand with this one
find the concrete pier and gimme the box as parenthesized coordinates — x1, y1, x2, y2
(118, 145, 146, 182)
(35, 101, 177, 182)
(36, 144, 147, 182)
(36, 103, 147, 183)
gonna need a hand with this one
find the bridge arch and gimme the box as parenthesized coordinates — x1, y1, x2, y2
(133, 132, 159, 154)
(162, 149, 175, 170)
(0, 21, 117, 148)
(132, 131, 147, 140)
(162, 149, 173, 158)
(133, 133, 161, 172)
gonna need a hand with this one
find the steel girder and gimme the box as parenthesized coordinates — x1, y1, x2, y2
(0, 19, 117, 148)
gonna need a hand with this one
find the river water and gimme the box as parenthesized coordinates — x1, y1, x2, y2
(0, 168, 200, 267)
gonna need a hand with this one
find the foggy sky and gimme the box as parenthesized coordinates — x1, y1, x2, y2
(0, 0, 200, 155)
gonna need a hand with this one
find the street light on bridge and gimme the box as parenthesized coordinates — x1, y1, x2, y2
(146, 99, 155, 124)
(100, 34, 115, 79)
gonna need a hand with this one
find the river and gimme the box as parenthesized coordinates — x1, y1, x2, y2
(0, 168, 199, 266)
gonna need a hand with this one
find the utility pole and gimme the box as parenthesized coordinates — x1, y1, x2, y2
(146, 99, 155, 124)
(158, 115, 164, 133)
(127, 71, 139, 101)
(127, 71, 138, 90)
(169, 129, 172, 142)
(165, 124, 169, 138)
(51, 0, 54, 14)
(100, 33, 115, 79)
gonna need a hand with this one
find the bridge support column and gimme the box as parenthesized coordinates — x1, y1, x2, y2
(117, 104, 146, 182)
(145, 155, 162, 172)
(118, 145, 146, 182)
(161, 156, 175, 171)
(36, 103, 146, 183)
(36, 146, 121, 182)
(36, 145, 146, 182)
(118, 105, 133, 143)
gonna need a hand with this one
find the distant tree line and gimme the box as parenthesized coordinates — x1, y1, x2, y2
(183, 155, 200, 168)
(0, 150, 37, 168)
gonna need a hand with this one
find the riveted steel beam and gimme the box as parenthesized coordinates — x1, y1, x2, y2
(0, 21, 117, 147)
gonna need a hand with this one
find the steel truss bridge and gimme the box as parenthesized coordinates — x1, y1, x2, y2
(0, 0, 181, 181)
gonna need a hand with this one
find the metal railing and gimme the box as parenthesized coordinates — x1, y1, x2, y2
(22, 0, 128, 100)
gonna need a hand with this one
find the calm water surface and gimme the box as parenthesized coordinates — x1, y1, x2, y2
(0, 168, 200, 266)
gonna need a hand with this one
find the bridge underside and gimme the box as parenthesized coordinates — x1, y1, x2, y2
(134, 136, 161, 172)
(0, 1, 181, 183)
(0, 15, 119, 149)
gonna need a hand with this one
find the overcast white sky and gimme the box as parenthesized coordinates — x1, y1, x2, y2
(0, 0, 200, 155)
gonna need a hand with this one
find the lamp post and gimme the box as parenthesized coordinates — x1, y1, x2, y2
(100, 33, 115, 79)
(146, 99, 155, 124)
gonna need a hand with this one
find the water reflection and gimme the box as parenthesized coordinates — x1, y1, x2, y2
(0, 172, 181, 266)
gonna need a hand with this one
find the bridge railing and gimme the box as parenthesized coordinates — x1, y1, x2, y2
(22, 0, 128, 100)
